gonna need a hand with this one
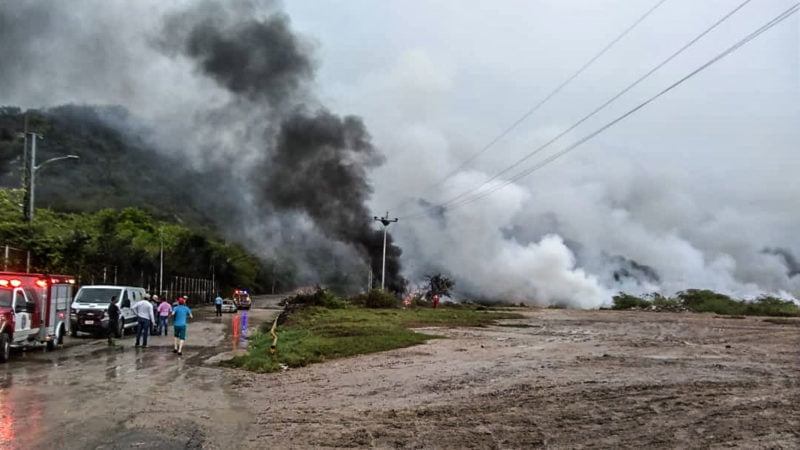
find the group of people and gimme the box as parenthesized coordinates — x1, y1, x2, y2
(106, 294, 193, 355)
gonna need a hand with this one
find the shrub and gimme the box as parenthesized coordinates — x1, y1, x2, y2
(287, 288, 347, 309)
(650, 293, 681, 308)
(612, 293, 651, 310)
(349, 289, 398, 308)
(743, 296, 800, 317)
(676, 289, 742, 315)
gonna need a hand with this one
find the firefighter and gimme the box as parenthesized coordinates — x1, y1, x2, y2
(107, 296, 121, 346)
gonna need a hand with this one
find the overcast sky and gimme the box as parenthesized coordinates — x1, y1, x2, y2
(280, 0, 799, 304)
(1, 0, 798, 305)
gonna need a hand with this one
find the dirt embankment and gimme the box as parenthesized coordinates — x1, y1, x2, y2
(231, 309, 799, 448)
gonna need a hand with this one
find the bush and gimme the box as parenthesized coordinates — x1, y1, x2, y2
(650, 294, 681, 308)
(349, 289, 398, 308)
(287, 288, 348, 309)
(743, 296, 800, 317)
(611, 293, 651, 310)
(676, 289, 742, 315)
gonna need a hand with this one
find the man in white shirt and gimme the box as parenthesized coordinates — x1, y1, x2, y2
(132, 295, 155, 347)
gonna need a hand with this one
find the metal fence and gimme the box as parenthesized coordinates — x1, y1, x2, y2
(1, 243, 217, 306)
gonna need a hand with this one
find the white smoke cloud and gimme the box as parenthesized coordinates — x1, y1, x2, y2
(2, 0, 798, 305)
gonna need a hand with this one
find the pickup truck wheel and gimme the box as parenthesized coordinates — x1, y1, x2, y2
(0, 334, 10, 363)
(71, 326, 79, 338)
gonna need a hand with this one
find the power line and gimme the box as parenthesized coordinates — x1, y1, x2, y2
(399, 0, 757, 219)
(402, 2, 800, 219)
(388, 0, 670, 213)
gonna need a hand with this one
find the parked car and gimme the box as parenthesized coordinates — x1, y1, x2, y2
(221, 299, 237, 313)
(70, 285, 147, 337)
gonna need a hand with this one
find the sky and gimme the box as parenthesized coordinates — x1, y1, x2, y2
(1, 0, 798, 306)
(282, 0, 800, 305)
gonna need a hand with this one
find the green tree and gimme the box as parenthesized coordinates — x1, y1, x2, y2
(425, 273, 455, 300)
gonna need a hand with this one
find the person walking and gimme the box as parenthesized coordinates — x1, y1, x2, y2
(107, 296, 120, 346)
(132, 293, 155, 347)
(214, 293, 223, 317)
(156, 295, 172, 336)
(171, 297, 193, 356)
(149, 294, 159, 334)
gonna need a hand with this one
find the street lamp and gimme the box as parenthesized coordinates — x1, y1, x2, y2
(373, 212, 398, 290)
(26, 132, 79, 222)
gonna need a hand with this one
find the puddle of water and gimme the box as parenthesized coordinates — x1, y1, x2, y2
(232, 311, 250, 350)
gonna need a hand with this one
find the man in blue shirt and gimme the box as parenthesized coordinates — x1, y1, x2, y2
(171, 297, 193, 356)
(214, 293, 223, 317)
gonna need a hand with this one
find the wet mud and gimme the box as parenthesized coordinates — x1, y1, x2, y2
(232, 309, 799, 448)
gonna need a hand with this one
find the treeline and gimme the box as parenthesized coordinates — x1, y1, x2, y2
(0, 189, 294, 296)
(612, 289, 799, 317)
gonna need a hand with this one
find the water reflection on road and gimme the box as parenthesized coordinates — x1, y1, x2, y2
(0, 372, 44, 450)
(232, 310, 249, 350)
(0, 304, 277, 449)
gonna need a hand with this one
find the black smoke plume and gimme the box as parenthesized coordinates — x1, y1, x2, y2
(170, 2, 404, 291)
(267, 110, 404, 291)
(182, 14, 313, 107)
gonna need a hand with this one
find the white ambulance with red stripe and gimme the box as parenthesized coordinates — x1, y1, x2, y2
(0, 272, 75, 363)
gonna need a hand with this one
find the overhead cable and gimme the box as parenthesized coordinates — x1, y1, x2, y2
(402, 2, 800, 219)
(388, 0, 670, 213)
(399, 0, 755, 219)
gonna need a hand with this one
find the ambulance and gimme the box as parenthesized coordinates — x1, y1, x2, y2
(233, 289, 252, 310)
(0, 272, 75, 363)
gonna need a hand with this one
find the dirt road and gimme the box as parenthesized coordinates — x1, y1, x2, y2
(1, 303, 798, 449)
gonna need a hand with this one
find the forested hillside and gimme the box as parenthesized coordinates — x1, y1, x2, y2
(0, 105, 236, 224)
(0, 105, 290, 295)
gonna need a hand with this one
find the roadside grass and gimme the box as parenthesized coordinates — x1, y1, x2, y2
(225, 306, 523, 373)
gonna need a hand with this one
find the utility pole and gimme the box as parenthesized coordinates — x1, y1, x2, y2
(22, 129, 78, 222)
(372, 211, 398, 291)
(27, 132, 41, 222)
(21, 115, 29, 218)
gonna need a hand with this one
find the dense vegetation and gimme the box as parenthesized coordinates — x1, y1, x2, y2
(0, 105, 236, 224)
(0, 106, 298, 296)
(0, 189, 293, 297)
(225, 289, 524, 372)
(611, 289, 800, 317)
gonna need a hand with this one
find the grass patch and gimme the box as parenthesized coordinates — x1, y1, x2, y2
(496, 323, 533, 328)
(225, 306, 523, 373)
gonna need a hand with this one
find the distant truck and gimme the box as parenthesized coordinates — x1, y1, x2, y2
(233, 289, 251, 310)
(0, 272, 76, 363)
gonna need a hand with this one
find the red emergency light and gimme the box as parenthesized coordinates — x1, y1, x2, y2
(0, 279, 22, 287)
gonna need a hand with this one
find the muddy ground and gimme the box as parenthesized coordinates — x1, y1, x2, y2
(1, 300, 798, 449)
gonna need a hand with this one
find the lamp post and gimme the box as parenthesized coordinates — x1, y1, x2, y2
(26, 132, 79, 222)
(372, 212, 398, 290)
